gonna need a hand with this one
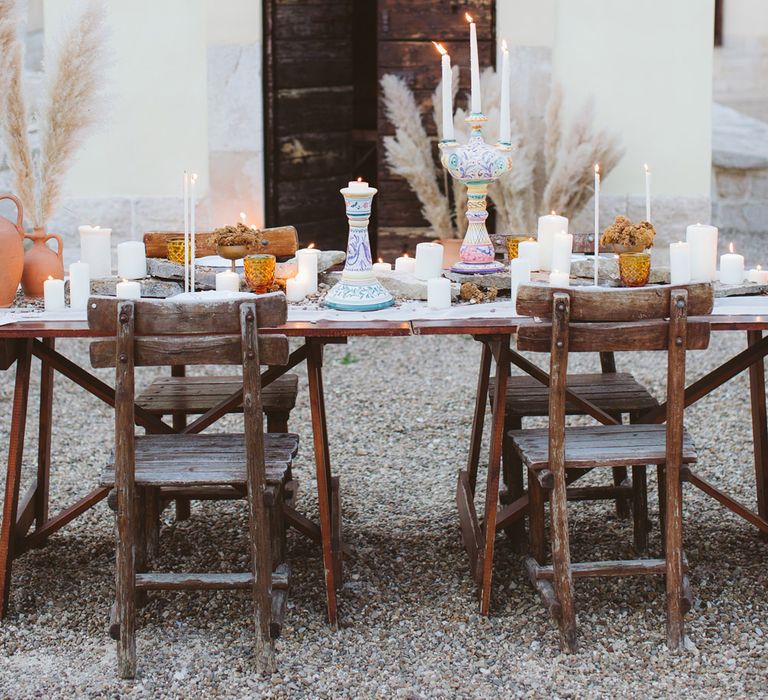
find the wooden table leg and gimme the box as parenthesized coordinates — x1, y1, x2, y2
(306, 340, 338, 627)
(467, 341, 492, 493)
(35, 338, 55, 537)
(0, 339, 33, 618)
(479, 337, 510, 615)
(748, 330, 768, 540)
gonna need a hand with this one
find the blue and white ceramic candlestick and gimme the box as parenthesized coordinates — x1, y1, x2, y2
(440, 113, 513, 274)
(323, 180, 395, 311)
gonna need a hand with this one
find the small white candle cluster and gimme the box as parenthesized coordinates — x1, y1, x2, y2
(376, 242, 451, 309)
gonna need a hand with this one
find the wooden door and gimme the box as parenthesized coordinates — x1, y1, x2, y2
(377, 0, 495, 230)
(263, 0, 355, 248)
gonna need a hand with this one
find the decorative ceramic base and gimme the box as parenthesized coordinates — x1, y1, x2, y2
(450, 259, 506, 274)
(323, 278, 395, 311)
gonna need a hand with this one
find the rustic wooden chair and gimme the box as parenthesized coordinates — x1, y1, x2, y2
(489, 356, 659, 552)
(88, 294, 298, 678)
(139, 226, 301, 521)
(509, 283, 713, 652)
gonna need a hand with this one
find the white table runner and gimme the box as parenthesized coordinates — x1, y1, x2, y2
(712, 296, 768, 316)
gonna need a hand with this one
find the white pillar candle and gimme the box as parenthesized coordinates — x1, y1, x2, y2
(395, 254, 416, 274)
(117, 241, 147, 280)
(466, 13, 481, 113)
(372, 259, 392, 273)
(78, 226, 112, 279)
(644, 163, 652, 222)
(68, 261, 90, 311)
(549, 270, 570, 287)
(747, 265, 768, 284)
(594, 163, 600, 286)
(296, 247, 319, 294)
(686, 223, 718, 282)
(669, 242, 691, 285)
(517, 239, 539, 271)
(551, 231, 574, 276)
(415, 242, 444, 280)
(720, 242, 745, 285)
(499, 39, 510, 143)
(285, 277, 307, 302)
(215, 270, 240, 292)
(537, 212, 568, 271)
(116, 279, 141, 300)
(347, 178, 369, 192)
(43, 276, 65, 311)
(509, 258, 531, 312)
(433, 42, 454, 141)
(427, 277, 452, 310)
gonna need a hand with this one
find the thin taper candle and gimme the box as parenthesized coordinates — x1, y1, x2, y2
(190, 173, 198, 291)
(433, 42, 454, 141)
(644, 163, 651, 222)
(499, 40, 510, 144)
(594, 163, 600, 286)
(466, 13, 481, 113)
(183, 171, 189, 293)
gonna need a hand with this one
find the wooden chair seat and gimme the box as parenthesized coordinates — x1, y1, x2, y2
(101, 433, 299, 487)
(490, 372, 658, 417)
(136, 374, 299, 416)
(510, 423, 697, 471)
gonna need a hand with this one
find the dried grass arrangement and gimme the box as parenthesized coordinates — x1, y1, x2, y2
(381, 66, 624, 237)
(0, 0, 106, 228)
(600, 215, 656, 251)
(207, 223, 262, 248)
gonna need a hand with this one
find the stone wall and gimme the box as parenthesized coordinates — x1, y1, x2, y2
(714, 37, 768, 123)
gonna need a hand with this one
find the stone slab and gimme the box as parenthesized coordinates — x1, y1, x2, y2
(76, 277, 184, 298)
(320, 271, 460, 301)
(712, 102, 768, 170)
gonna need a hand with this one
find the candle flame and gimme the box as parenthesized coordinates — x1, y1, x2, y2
(308, 243, 315, 249)
(47, 275, 53, 280)
(759, 265, 763, 271)
(729, 241, 734, 253)
(644, 163, 650, 173)
(501, 39, 508, 52)
(528, 237, 534, 241)
(465, 12, 473, 23)
(432, 41, 447, 56)
(191, 173, 198, 184)
(404, 252, 409, 258)
(551, 210, 556, 216)
(239, 211, 247, 223)
(356, 176, 362, 182)
(594, 163, 600, 174)
(378, 257, 383, 263)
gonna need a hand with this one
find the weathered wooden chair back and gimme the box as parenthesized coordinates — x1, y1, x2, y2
(142, 226, 299, 260)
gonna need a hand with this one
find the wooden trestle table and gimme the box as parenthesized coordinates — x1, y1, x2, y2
(0, 312, 767, 625)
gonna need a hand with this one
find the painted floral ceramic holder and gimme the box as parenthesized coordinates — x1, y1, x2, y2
(323, 184, 394, 311)
(439, 112, 513, 274)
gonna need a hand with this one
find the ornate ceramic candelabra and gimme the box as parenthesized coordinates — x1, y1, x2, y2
(323, 183, 395, 311)
(440, 113, 513, 274)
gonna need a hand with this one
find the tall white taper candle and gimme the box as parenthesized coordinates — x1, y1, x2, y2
(499, 40, 510, 143)
(183, 171, 189, 293)
(466, 13, 481, 113)
(644, 163, 651, 222)
(190, 173, 198, 291)
(594, 163, 600, 286)
(433, 42, 454, 141)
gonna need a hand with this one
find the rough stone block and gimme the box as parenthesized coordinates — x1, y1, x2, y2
(714, 168, 752, 200)
(320, 271, 460, 301)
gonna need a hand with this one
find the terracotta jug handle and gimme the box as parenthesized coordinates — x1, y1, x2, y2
(0, 193, 24, 237)
(42, 232, 64, 261)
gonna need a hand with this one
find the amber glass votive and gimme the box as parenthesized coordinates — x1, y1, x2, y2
(244, 254, 276, 293)
(166, 238, 190, 264)
(506, 235, 530, 261)
(618, 252, 651, 287)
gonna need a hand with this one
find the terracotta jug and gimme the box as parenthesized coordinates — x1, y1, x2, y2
(0, 194, 25, 307)
(21, 226, 64, 298)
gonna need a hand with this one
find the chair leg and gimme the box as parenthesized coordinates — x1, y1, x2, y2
(612, 467, 630, 519)
(657, 464, 667, 556)
(550, 463, 577, 653)
(664, 459, 685, 650)
(116, 485, 137, 678)
(632, 465, 649, 553)
(502, 416, 526, 552)
(528, 469, 547, 565)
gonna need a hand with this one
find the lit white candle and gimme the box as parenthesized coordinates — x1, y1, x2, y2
(686, 223, 718, 282)
(215, 270, 240, 293)
(466, 13, 481, 113)
(747, 265, 768, 284)
(372, 258, 392, 273)
(517, 238, 539, 271)
(509, 258, 531, 312)
(415, 242, 444, 280)
(78, 225, 112, 279)
(43, 276, 65, 311)
(395, 253, 417, 274)
(537, 212, 568, 271)
(499, 39, 510, 144)
(594, 163, 600, 286)
(297, 245, 319, 294)
(549, 270, 569, 287)
(117, 241, 147, 280)
(720, 242, 745, 285)
(669, 242, 691, 285)
(190, 173, 198, 291)
(644, 163, 651, 222)
(68, 261, 90, 310)
(347, 178, 370, 193)
(285, 276, 307, 302)
(427, 277, 452, 310)
(116, 279, 141, 300)
(183, 171, 190, 293)
(551, 230, 573, 276)
(433, 42, 454, 141)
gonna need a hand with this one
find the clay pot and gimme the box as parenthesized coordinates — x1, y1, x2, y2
(0, 194, 25, 307)
(436, 238, 463, 269)
(21, 226, 64, 298)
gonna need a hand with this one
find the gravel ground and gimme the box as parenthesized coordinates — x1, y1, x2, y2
(2, 235, 768, 698)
